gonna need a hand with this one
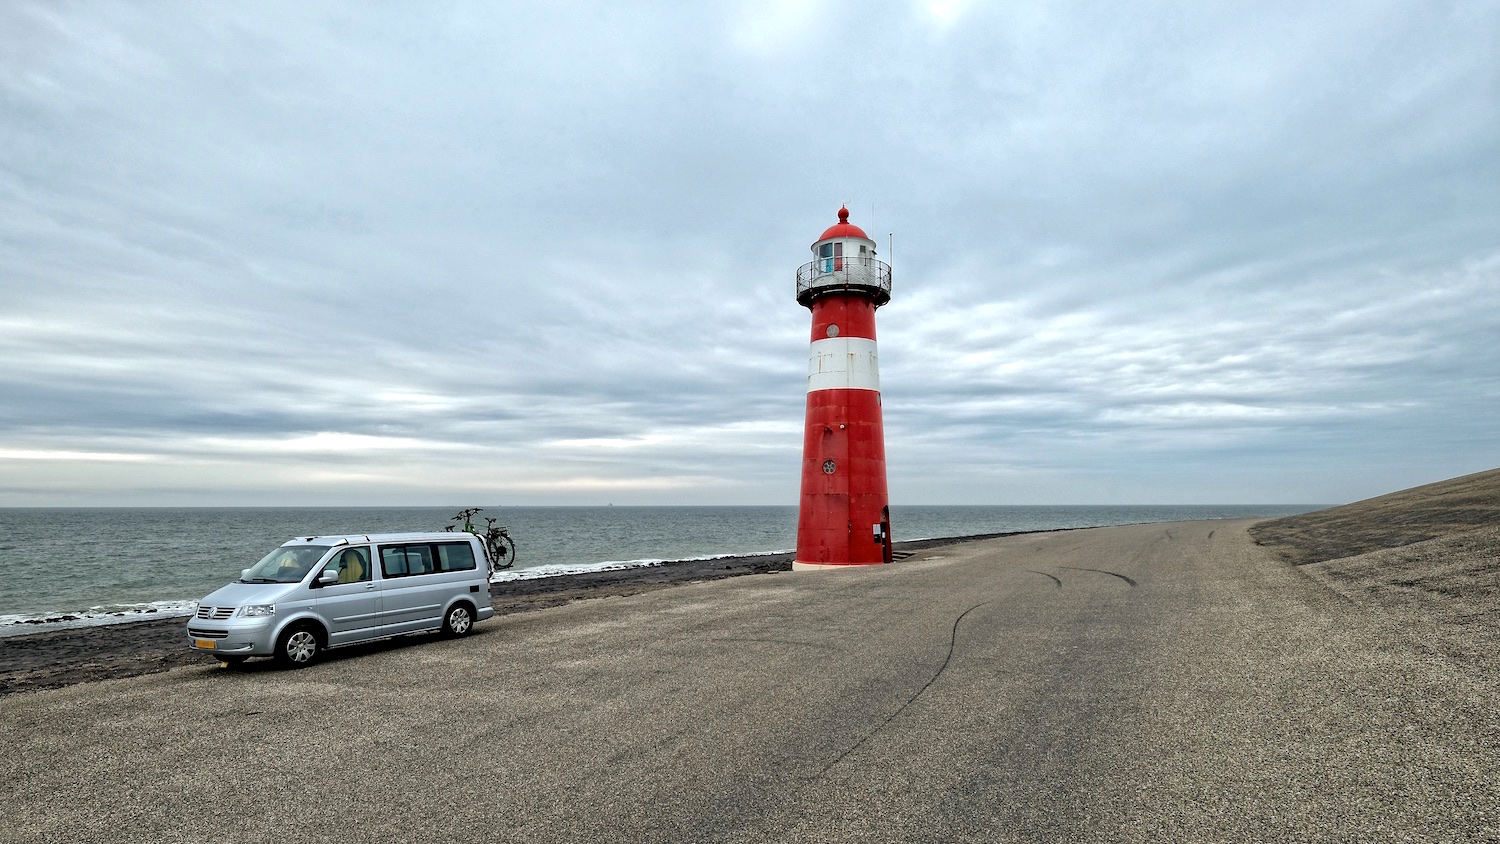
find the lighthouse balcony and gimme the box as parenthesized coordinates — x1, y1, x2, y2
(795, 256, 892, 307)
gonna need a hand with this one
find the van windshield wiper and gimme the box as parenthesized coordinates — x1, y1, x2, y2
(241, 577, 276, 584)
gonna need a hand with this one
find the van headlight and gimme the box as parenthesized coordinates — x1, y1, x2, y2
(240, 604, 276, 618)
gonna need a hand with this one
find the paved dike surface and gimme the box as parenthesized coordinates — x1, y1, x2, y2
(4, 519, 1495, 843)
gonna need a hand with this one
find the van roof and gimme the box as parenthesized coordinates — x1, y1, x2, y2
(279, 532, 477, 547)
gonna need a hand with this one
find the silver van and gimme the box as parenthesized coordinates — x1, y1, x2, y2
(187, 532, 495, 668)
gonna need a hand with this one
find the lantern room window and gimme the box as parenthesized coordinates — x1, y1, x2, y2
(819, 242, 843, 272)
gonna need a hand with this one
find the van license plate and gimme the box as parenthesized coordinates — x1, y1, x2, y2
(195, 639, 215, 649)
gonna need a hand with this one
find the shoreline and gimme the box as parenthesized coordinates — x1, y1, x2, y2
(0, 535, 996, 637)
(0, 531, 1021, 697)
(1, 506, 1318, 635)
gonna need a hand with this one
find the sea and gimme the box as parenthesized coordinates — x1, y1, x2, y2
(0, 504, 1318, 637)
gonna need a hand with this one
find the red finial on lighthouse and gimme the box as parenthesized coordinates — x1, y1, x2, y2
(792, 207, 894, 570)
(817, 205, 872, 243)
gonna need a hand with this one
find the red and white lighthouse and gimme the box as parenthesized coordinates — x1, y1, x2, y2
(793, 206, 893, 570)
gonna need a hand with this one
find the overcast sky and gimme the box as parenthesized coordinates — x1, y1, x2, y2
(1, 1, 1496, 507)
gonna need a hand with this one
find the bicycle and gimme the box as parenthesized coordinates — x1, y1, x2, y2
(445, 507, 518, 573)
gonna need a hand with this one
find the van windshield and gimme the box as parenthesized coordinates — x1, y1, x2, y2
(242, 545, 331, 583)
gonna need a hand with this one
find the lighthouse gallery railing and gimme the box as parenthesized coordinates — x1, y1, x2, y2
(795, 255, 892, 307)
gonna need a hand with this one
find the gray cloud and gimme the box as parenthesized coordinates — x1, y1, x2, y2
(1, 1, 1496, 506)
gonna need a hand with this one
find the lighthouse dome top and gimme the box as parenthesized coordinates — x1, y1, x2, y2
(796, 205, 892, 308)
(817, 206, 870, 242)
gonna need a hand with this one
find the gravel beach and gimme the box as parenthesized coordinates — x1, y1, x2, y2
(0, 534, 1003, 696)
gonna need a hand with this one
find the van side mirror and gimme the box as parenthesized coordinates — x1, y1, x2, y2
(315, 569, 339, 587)
(241, 568, 252, 581)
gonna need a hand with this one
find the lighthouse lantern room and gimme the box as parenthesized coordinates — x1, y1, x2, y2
(793, 206, 893, 570)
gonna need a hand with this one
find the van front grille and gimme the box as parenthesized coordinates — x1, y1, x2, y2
(196, 605, 235, 620)
(186, 628, 227, 639)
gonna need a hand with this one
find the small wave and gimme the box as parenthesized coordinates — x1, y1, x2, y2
(490, 548, 792, 584)
(0, 600, 196, 638)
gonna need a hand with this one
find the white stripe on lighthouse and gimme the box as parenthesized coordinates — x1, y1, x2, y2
(807, 337, 881, 393)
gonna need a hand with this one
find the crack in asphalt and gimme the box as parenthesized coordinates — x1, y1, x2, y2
(811, 601, 992, 778)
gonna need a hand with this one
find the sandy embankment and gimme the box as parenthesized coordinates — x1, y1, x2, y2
(1250, 467, 1500, 658)
(0, 534, 1002, 696)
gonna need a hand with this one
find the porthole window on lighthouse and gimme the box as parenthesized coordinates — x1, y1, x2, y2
(826, 324, 839, 338)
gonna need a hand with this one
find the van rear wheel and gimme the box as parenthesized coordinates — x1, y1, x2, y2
(275, 623, 321, 668)
(443, 604, 474, 637)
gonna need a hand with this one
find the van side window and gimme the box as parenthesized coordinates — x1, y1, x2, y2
(379, 543, 448, 578)
(332, 547, 371, 583)
(380, 546, 409, 578)
(407, 544, 434, 575)
(435, 542, 477, 572)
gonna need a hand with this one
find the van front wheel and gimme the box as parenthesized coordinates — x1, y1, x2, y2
(275, 623, 321, 668)
(443, 604, 474, 638)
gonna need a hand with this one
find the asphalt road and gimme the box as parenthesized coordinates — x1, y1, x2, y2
(4, 520, 1495, 843)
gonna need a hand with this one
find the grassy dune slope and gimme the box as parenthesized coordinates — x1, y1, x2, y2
(1249, 467, 1500, 565)
(1251, 468, 1500, 660)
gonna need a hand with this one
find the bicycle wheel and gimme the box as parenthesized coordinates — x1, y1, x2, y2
(487, 533, 517, 572)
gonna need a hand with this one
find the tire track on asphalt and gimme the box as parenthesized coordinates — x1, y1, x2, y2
(1057, 566, 1138, 587)
(811, 601, 992, 777)
(1028, 570, 1063, 588)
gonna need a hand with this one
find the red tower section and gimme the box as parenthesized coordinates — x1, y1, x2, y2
(794, 207, 893, 570)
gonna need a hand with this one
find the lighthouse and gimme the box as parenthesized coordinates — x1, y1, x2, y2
(793, 206, 893, 570)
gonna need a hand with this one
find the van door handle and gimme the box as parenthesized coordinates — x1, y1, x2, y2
(364, 583, 376, 590)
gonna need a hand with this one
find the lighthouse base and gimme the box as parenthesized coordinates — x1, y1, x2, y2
(792, 560, 886, 571)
